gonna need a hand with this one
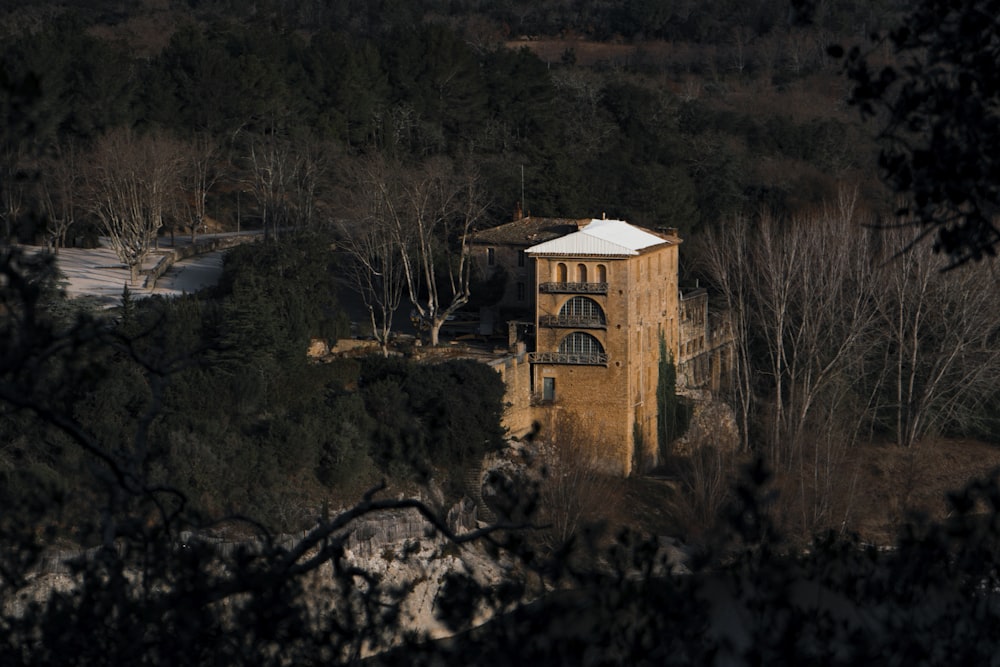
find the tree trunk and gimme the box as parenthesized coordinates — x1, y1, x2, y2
(429, 319, 443, 347)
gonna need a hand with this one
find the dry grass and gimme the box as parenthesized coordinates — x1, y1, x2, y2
(847, 437, 1000, 543)
(616, 437, 1000, 547)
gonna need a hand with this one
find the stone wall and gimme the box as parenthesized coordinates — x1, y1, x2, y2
(678, 293, 734, 395)
(489, 347, 535, 439)
(143, 233, 264, 289)
(476, 243, 535, 318)
(530, 242, 680, 474)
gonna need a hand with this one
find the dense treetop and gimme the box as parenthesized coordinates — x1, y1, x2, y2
(0, 0, 899, 240)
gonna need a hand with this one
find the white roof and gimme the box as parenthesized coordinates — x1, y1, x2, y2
(525, 219, 670, 257)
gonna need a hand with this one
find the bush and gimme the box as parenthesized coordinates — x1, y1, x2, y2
(358, 356, 507, 497)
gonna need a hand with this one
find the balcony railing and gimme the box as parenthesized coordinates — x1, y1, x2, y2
(538, 314, 607, 329)
(528, 351, 609, 366)
(538, 282, 608, 294)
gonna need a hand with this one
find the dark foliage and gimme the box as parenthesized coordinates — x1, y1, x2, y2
(359, 355, 506, 495)
(0, 232, 507, 527)
(837, 0, 1000, 266)
(215, 235, 347, 364)
(0, 0, 889, 247)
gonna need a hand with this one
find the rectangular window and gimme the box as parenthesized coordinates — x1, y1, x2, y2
(487, 247, 495, 265)
(518, 250, 526, 267)
(517, 282, 525, 301)
(543, 377, 556, 401)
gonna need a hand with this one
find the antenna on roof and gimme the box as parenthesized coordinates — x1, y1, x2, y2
(521, 165, 526, 218)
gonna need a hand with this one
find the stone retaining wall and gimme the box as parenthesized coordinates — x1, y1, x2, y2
(143, 234, 264, 289)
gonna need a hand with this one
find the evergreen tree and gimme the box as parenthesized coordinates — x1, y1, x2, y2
(657, 331, 680, 459)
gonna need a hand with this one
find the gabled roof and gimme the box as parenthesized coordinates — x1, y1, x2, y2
(525, 219, 673, 257)
(471, 216, 587, 246)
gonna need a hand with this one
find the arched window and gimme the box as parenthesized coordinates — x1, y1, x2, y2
(559, 332, 605, 357)
(559, 296, 605, 324)
(555, 262, 567, 282)
(596, 264, 607, 283)
(576, 263, 587, 282)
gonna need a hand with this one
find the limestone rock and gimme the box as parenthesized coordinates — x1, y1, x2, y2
(307, 338, 329, 358)
(672, 400, 739, 457)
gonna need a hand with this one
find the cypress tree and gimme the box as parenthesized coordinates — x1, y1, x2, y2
(657, 331, 679, 459)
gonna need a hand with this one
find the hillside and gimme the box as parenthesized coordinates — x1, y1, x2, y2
(6, 1, 1000, 662)
(0, 0, 892, 240)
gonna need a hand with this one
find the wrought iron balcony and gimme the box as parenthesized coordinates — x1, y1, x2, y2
(538, 282, 608, 294)
(538, 314, 607, 329)
(528, 351, 609, 366)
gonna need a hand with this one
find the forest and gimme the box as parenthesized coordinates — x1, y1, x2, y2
(5, 0, 1000, 664)
(0, 0, 898, 248)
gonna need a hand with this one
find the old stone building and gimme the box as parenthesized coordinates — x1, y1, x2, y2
(525, 218, 680, 473)
(469, 215, 582, 321)
(473, 214, 731, 475)
(678, 286, 733, 396)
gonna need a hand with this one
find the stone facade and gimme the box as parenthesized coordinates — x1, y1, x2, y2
(486, 345, 535, 439)
(526, 221, 680, 474)
(469, 215, 583, 324)
(678, 286, 734, 395)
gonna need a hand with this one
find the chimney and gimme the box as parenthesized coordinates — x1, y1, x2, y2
(514, 201, 523, 221)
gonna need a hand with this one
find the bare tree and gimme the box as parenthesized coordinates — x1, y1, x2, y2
(288, 139, 328, 232)
(550, 70, 616, 159)
(37, 140, 82, 253)
(701, 190, 880, 469)
(84, 129, 183, 285)
(360, 153, 487, 346)
(673, 402, 741, 534)
(335, 170, 406, 355)
(179, 132, 222, 243)
(0, 143, 26, 242)
(747, 210, 800, 465)
(700, 193, 886, 537)
(779, 192, 880, 462)
(347, 230, 404, 355)
(246, 135, 294, 241)
(729, 25, 752, 74)
(699, 219, 755, 453)
(872, 228, 1000, 447)
(536, 411, 624, 553)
